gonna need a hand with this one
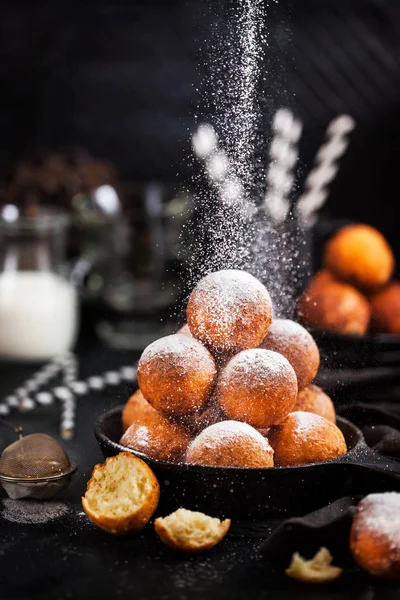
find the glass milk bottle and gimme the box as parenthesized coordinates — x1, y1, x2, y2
(0, 206, 78, 361)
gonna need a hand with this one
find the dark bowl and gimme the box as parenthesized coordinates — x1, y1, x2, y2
(94, 407, 400, 520)
(308, 217, 400, 369)
(311, 328, 400, 369)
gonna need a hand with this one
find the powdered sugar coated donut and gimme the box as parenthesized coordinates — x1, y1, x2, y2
(294, 384, 336, 423)
(269, 411, 347, 466)
(350, 492, 400, 578)
(259, 319, 320, 390)
(122, 389, 148, 432)
(187, 270, 273, 354)
(186, 420, 274, 467)
(138, 334, 217, 417)
(217, 348, 298, 428)
(120, 397, 192, 462)
(177, 397, 226, 435)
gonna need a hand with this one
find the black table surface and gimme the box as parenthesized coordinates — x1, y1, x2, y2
(1, 338, 400, 600)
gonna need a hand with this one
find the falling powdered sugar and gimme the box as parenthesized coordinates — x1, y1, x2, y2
(1, 499, 69, 525)
(185, 1, 307, 319)
(186, 0, 267, 280)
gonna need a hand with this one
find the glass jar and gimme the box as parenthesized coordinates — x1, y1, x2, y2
(94, 182, 194, 350)
(0, 206, 78, 361)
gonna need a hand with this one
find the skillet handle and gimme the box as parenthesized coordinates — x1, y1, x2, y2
(346, 447, 400, 479)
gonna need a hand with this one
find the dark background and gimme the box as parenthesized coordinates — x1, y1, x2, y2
(0, 0, 399, 256)
(1, 7, 400, 597)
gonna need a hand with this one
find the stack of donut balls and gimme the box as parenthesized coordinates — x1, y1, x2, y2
(120, 269, 347, 468)
(298, 224, 400, 336)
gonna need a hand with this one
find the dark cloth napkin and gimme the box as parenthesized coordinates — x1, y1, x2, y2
(260, 402, 400, 567)
(364, 425, 400, 459)
(338, 402, 400, 459)
(260, 496, 360, 567)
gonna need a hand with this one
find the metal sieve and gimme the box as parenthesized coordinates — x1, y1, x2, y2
(0, 420, 77, 500)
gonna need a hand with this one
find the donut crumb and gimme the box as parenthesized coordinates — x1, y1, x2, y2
(285, 547, 343, 584)
(154, 508, 231, 552)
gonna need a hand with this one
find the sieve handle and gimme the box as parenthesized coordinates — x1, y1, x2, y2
(0, 417, 23, 439)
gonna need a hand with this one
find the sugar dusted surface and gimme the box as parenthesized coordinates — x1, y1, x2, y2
(140, 334, 215, 374)
(191, 270, 271, 321)
(138, 332, 217, 416)
(187, 270, 272, 350)
(120, 405, 191, 462)
(1, 499, 68, 524)
(217, 348, 298, 428)
(272, 411, 347, 467)
(142, 334, 212, 362)
(358, 493, 400, 546)
(289, 411, 326, 437)
(193, 270, 270, 304)
(262, 319, 315, 348)
(260, 319, 320, 390)
(128, 425, 150, 450)
(221, 348, 294, 389)
(188, 420, 270, 452)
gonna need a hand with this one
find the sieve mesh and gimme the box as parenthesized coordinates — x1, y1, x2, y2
(0, 433, 71, 479)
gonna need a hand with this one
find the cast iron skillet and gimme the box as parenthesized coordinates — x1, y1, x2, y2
(94, 407, 400, 519)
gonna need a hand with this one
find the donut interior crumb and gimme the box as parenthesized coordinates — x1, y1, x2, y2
(154, 508, 231, 552)
(84, 455, 154, 518)
(285, 547, 343, 583)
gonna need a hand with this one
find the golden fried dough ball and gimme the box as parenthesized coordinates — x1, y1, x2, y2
(138, 334, 217, 417)
(177, 397, 226, 436)
(350, 492, 400, 579)
(370, 282, 400, 335)
(300, 270, 338, 301)
(308, 269, 337, 289)
(259, 319, 320, 390)
(324, 224, 394, 291)
(187, 269, 273, 354)
(82, 452, 160, 535)
(120, 398, 192, 462)
(122, 389, 148, 432)
(298, 280, 370, 336)
(217, 349, 298, 428)
(294, 384, 336, 423)
(185, 420, 274, 468)
(269, 411, 347, 466)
